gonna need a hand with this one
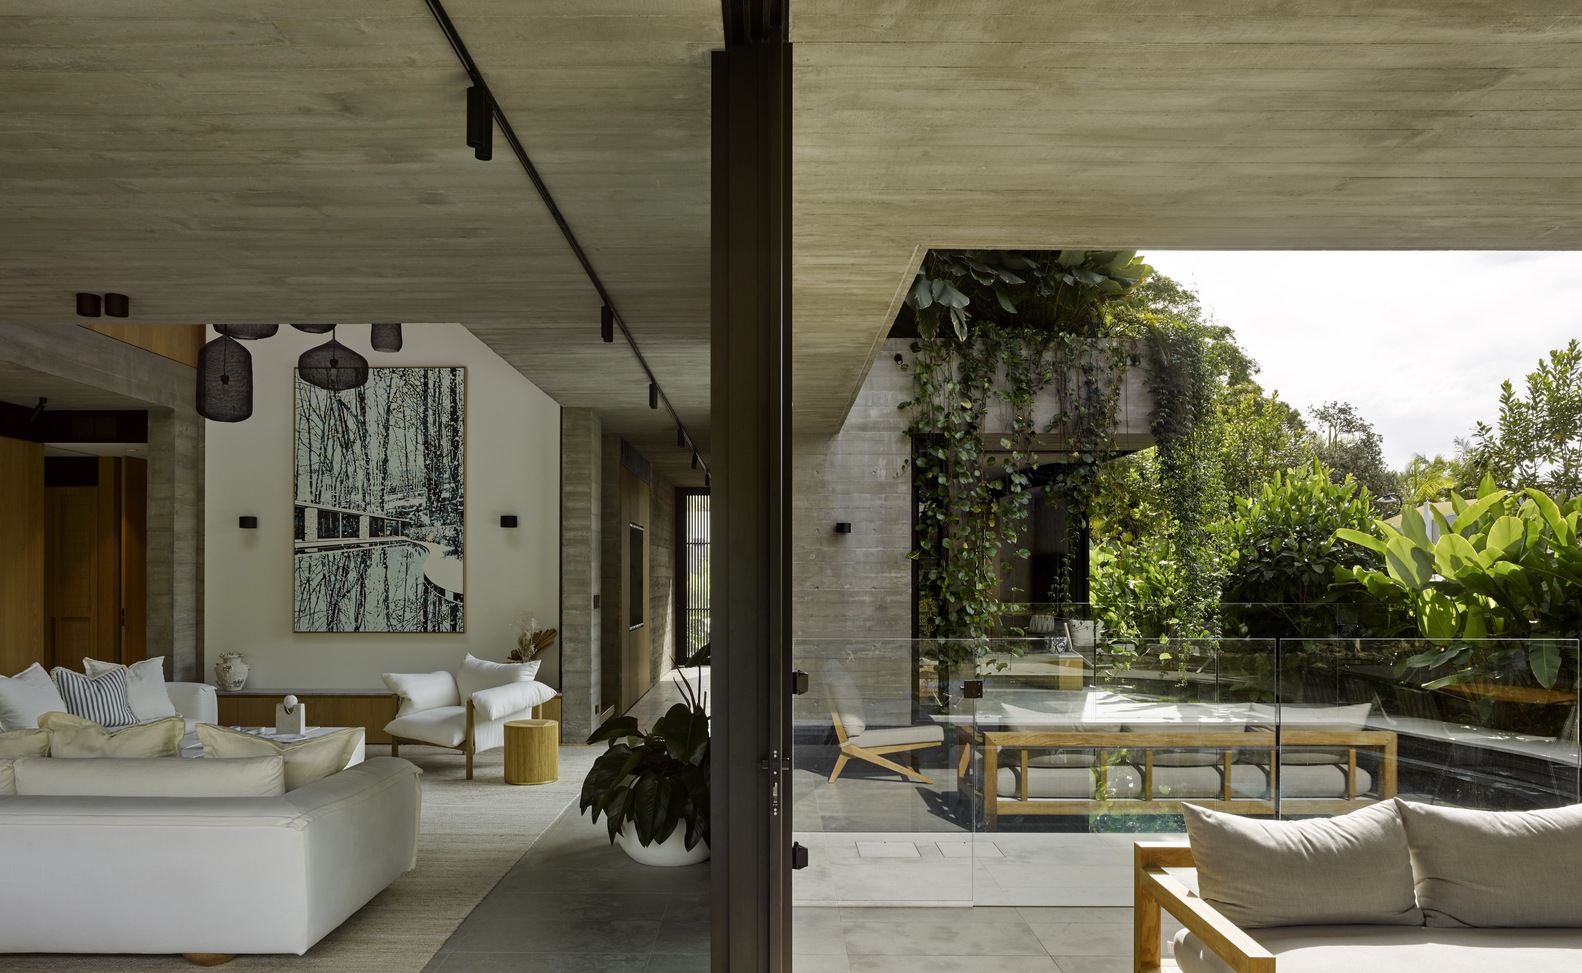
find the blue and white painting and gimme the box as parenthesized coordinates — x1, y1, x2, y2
(293, 367, 465, 633)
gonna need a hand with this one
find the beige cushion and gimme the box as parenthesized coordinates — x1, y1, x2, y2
(1149, 764, 1266, 800)
(0, 727, 50, 758)
(382, 669, 459, 717)
(1396, 799, 1582, 927)
(997, 763, 1143, 800)
(1275, 764, 1373, 799)
(847, 724, 943, 749)
(0, 663, 69, 731)
(385, 706, 468, 748)
(38, 712, 184, 758)
(454, 653, 537, 700)
(821, 662, 866, 737)
(0, 759, 13, 795)
(1182, 801, 1422, 928)
(1172, 925, 1582, 973)
(1247, 702, 1374, 729)
(83, 656, 178, 722)
(13, 755, 285, 798)
(197, 724, 363, 791)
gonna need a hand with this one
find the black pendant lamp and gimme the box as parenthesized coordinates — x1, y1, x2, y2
(370, 323, 403, 352)
(291, 323, 335, 334)
(213, 324, 279, 340)
(298, 330, 369, 391)
(197, 335, 254, 422)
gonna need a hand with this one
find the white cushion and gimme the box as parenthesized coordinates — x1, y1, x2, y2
(51, 667, 139, 727)
(997, 763, 1144, 800)
(471, 680, 558, 721)
(1247, 702, 1374, 729)
(0, 663, 69, 731)
(84, 656, 178, 722)
(13, 755, 286, 798)
(821, 662, 867, 737)
(39, 713, 185, 758)
(382, 670, 460, 717)
(0, 759, 12, 795)
(1275, 764, 1373, 798)
(385, 706, 468, 748)
(454, 653, 537, 699)
(1148, 764, 1266, 799)
(1125, 723, 1247, 766)
(197, 725, 364, 791)
(1182, 801, 1422, 928)
(0, 727, 50, 758)
(847, 724, 944, 749)
(1173, 925, 1582, 973)
(1396, 799, 1582, 927)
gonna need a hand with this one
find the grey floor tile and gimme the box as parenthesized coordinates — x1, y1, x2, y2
(433, 952, 639, 973)
(793, 956, 854, 973)
(646, 954, 713, 973)
(1027, 922, 1132, 957)
(843, 919, 1048, 956)
(665, 892, 711, 923)
(840, 905, 1024, 924)
(1016, 907, 1133, 924)
(451, 908, 661, 955)
(1049, 956, 1133, 973)
(652, 917, 712, 954)
(848, 956, 1060, 973)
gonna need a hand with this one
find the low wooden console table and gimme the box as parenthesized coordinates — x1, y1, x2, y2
(215, 689, 399, 745)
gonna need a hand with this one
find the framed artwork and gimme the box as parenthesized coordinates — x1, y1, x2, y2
(292, 366, 466, 633)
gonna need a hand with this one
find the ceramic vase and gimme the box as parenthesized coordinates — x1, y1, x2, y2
(214, 652, 250, 691)
(616, 825, 710, 867)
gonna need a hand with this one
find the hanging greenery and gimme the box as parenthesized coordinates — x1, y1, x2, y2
(900, 250, 1150, 670)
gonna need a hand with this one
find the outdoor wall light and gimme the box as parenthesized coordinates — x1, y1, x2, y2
(103, 293, 130, 318)
(238, 516, 258, 529)
(894, 353, 904, 364)
(834, 522, 852, 534)
(75, 293, 102, 317)
(601, 305, 614, 343)
(499, 515, 518, 528)
(466, 85, 492, 161)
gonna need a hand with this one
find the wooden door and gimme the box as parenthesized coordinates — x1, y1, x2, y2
(620, 467, 652, 712)
(0, 436, 45, 675)
(43, 457, 147, 669)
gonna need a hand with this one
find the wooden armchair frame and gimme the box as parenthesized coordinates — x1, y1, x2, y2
(389, 700, 549, 780)
(828, 707, 942, 784)
(1134, 842, 1276, 973)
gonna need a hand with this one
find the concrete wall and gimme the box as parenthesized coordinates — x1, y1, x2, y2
(203, 324, 560, 690)
(648, 471, 677, 686)
(558, 407, 602, 743)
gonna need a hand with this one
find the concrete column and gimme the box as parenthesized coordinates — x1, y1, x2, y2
(147, 405, 205, 680)
(558, 408, 602, 743)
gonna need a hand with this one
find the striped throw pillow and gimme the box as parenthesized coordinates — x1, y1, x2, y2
(51, 668, 138, 727)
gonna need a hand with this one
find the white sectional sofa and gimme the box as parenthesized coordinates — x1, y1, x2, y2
(0, 755, 421, 961)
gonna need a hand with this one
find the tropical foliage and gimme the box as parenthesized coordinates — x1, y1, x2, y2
(1461, 339, 1582, 500)
(581, 677, 710, 850)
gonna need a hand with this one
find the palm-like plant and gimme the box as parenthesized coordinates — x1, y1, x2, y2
(579, 674, 709, 851)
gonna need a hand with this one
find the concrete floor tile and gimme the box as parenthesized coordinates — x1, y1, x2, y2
(434, 952, 638, 973)
(843, 919, 1047, 957)
(848, 956, 1060, 973)
(1049, 956, 1133, 973)
(1026, 922, 1132, 957)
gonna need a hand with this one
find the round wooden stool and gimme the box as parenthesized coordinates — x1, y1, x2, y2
(503, 719, 559, 785)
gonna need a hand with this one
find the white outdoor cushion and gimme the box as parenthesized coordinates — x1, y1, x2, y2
(1396, 799, 1582, 927)
(0, 759, 12, 795)
(51, 667, 138, 727)
(454, 653, 538, 700)
(1172, 925, 1582, 973)
(1247, 702, 1373, 728)
(382, 669, 460, 717)
(0, 727, 50, 758)
(1182, 800, 1422, 928)
(997, 763, 1143, 800)
(1272, 764, 1373, 799)
(385, 706, 468, 748)
(0, 663, 69, 731)
(197, 725, 364, 791)
(13, 755, 286, 798)
(846, 724, 944, 749)
(821, 662, 866, 737)
(471, 680, 557, 721)
(39, 713, 185, 758)
(1126, 723, 1247, 766)
(1149, 764, 1266, 800)
(83, 656, 178, 722)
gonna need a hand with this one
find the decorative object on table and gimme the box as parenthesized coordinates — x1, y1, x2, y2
(508, 613, 557, 665)
(580, 671, 710, 866)
(275, 694, 307, 736)
(293, 365, 466, 633)
(503, 718, 559, 785)
(213, 652, 250, 691)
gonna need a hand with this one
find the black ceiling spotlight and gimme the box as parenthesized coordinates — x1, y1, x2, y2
(649, 383, 659, 409)
(103, 293, 130, 318)
(676, 427, 688, 449)
(297, 329, 370, 392)
(291, 323, 335, 334)
(75, 293, 102, 317)
(197, 335, 254, 422)
(704, 472, 711, 488)
(370, 323, 403, 352)
(213, 324, 279, 340)
(601, 305, 614, 343)
(466, 85, 492, 161)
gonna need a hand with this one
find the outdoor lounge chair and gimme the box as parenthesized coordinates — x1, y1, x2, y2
(822, 661, 943, 784)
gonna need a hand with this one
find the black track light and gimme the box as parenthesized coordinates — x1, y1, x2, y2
(677, 427, 687, 449)
(466, 85, 492, 161)
(704, 472, 711, 488)
(75, 293, 102, 318)
(691, 451, 700, 470)
(601, 305, 614, 343)
(649, 383, 659, 409)
(103, 293, 129, 318)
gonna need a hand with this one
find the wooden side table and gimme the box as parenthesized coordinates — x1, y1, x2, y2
(504, 719, 559, 785)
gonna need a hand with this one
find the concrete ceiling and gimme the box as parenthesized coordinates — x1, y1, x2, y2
(4, 1, 1581, 455)
(0, 360, 154, 412)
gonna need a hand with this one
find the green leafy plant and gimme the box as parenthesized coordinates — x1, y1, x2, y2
(580, 677, 710, 851)
(1335, 478, 1582, 688)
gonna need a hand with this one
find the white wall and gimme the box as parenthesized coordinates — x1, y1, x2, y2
(203, 324, 561, 690)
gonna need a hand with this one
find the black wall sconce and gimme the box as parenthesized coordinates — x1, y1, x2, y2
(103, 293, 130, 318)
(499, 515, 518, 528)
(238, 516, 258, 529)
(76, 293, 101, 317)
(834, 522, 852, 534)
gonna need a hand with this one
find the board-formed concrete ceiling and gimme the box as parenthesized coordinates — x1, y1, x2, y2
(4, 1, 1581, 454)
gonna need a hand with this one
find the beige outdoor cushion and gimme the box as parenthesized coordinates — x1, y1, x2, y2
(1149, 764, 1266, 800)
(1173, 925, 1582, 973)
(197, 725, 364, 791)
(1182, 801, 1422, 928)
(38, 712, 184, 758)
(1396, 799, 1582, 927)
(13, 755, 285, 798)
(0, 727, 50, 758)
(996, 764, 1143, 800)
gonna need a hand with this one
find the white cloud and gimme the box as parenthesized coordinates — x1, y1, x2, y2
(1141, 251, 1582, 468)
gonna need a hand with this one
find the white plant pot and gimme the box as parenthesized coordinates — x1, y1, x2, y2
(616, 825, 710, 867)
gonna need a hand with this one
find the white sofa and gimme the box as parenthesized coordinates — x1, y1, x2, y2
(0, 755, 421, 961)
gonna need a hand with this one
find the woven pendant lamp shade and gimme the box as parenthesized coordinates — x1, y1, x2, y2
(370, 323, 403, 352)
(298, 336, 369, 391)
(196, 336, 254, 422)
(213, 324, 279, 340)
(290, 323, 335, 334)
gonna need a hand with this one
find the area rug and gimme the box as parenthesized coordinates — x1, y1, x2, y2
(4, 744, 600, 972)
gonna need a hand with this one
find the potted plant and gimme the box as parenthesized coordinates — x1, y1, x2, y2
(579, 675, 710, 866)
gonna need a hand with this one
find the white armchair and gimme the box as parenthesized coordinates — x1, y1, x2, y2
(382, 655, 557, 779)
(166, 682, 218, 728)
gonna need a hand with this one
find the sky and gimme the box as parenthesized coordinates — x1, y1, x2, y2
(1141, 251, 1582, 469)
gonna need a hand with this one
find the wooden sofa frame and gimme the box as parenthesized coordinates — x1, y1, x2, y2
(1134, 841, 1275, 973)
(958, 727, 1398, 829)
